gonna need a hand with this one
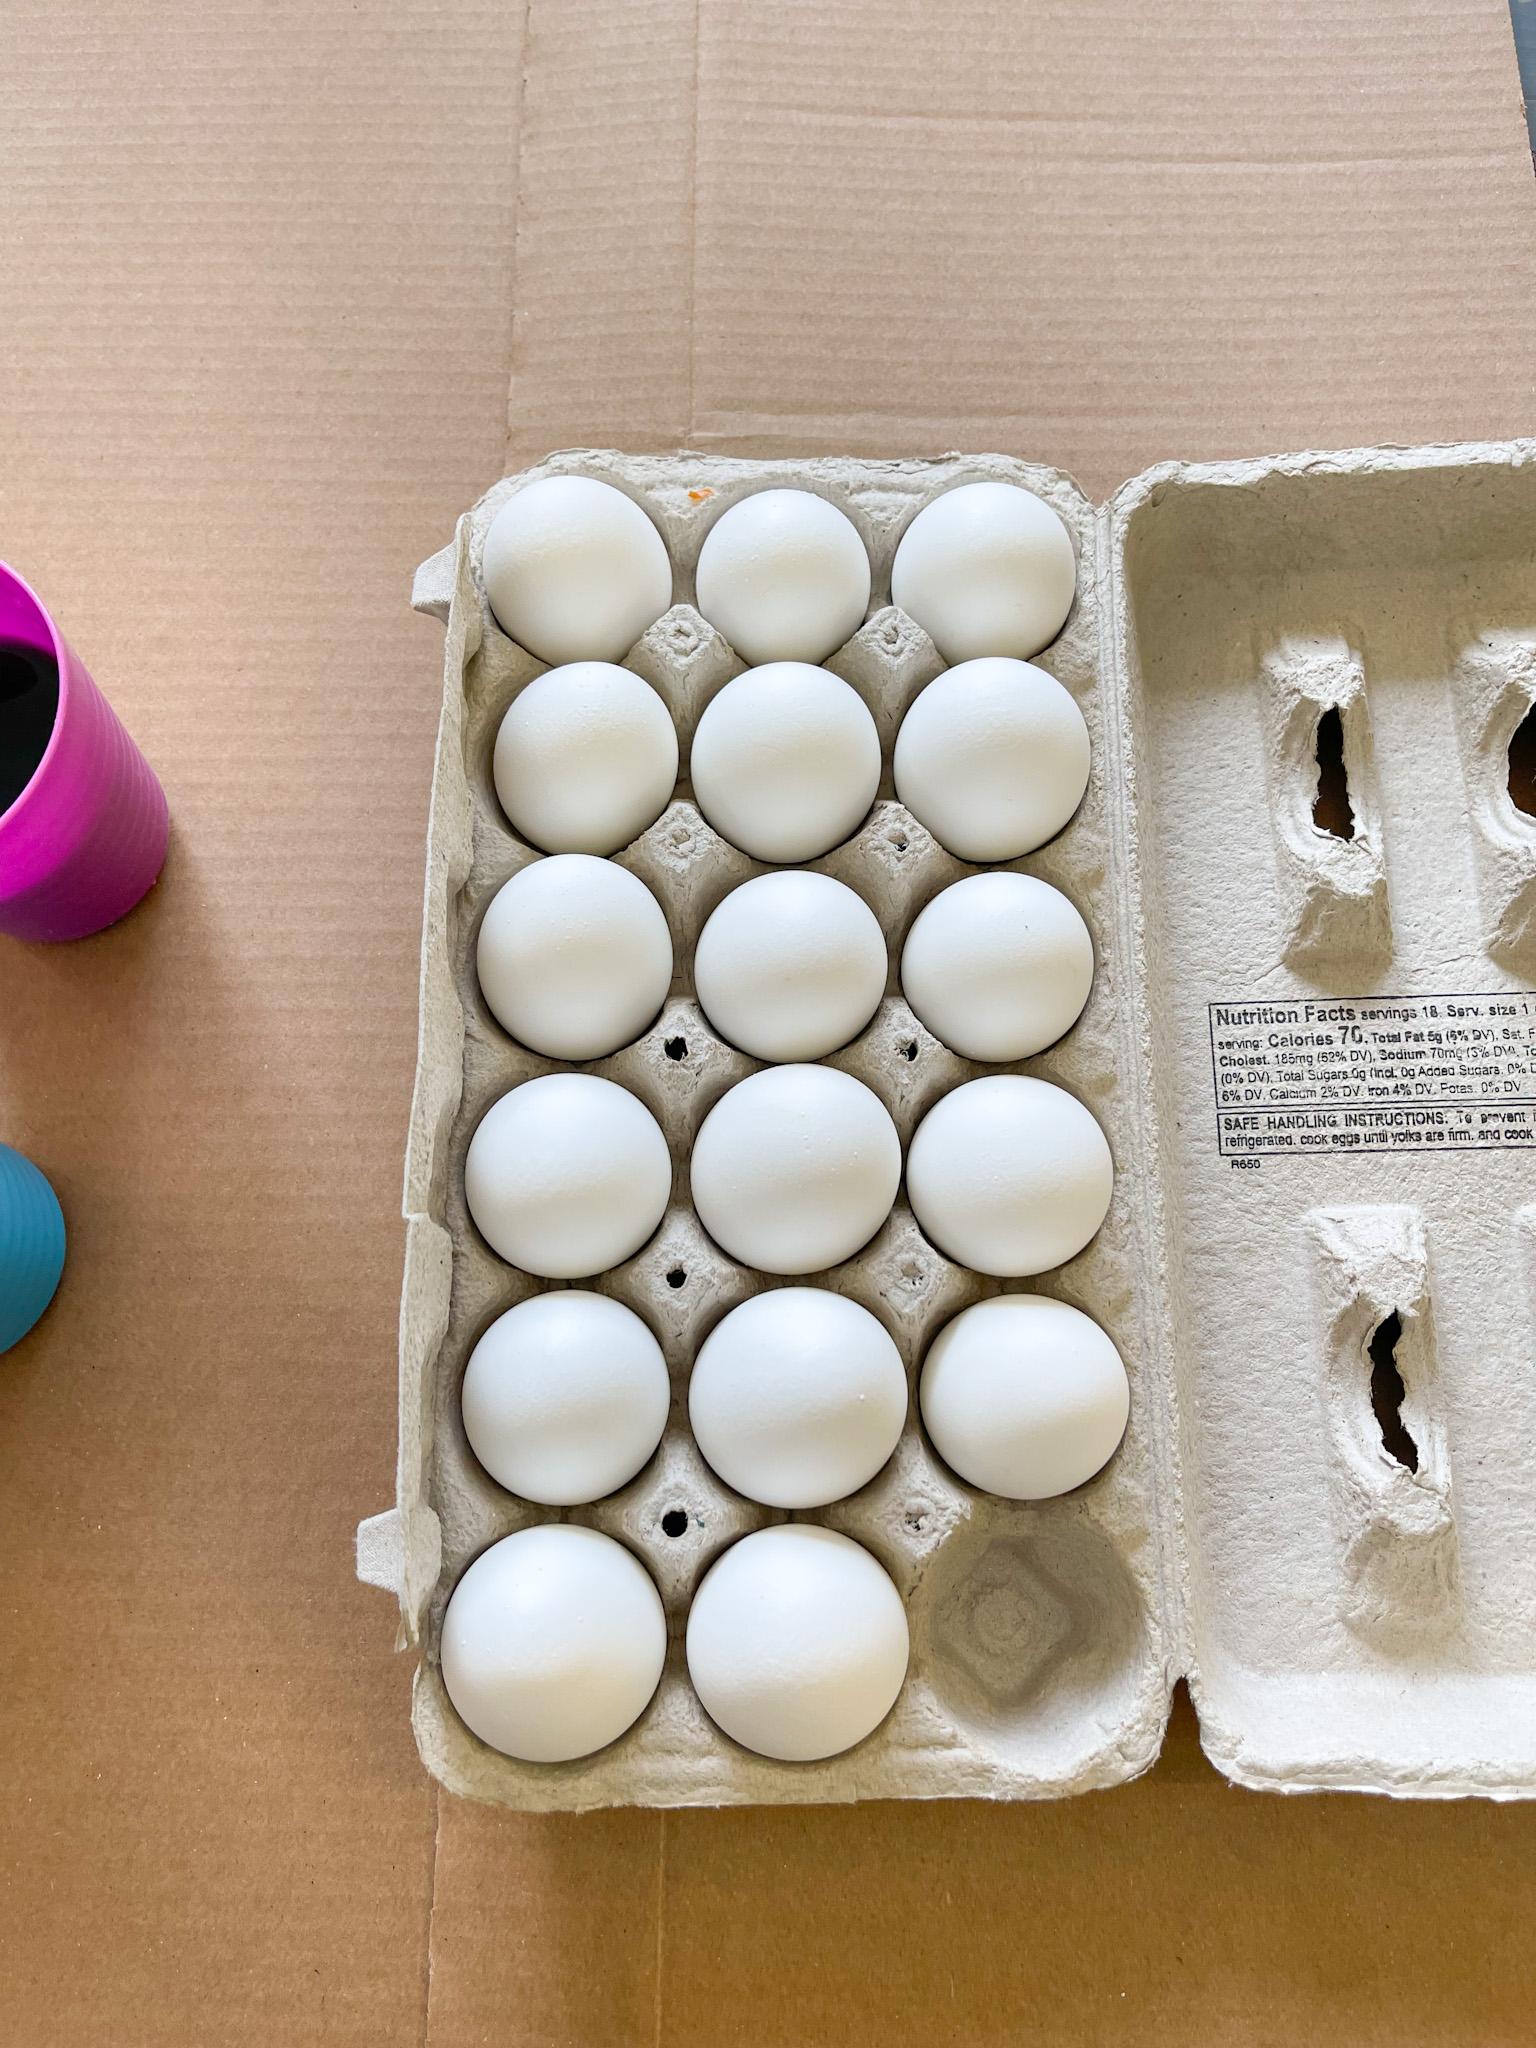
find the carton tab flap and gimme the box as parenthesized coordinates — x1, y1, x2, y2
(412, 544, 457, 623)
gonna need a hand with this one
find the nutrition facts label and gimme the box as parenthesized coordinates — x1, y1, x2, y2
(1208, 993, 1536, 1160)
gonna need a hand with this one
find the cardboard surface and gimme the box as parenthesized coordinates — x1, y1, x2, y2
(2, 0, 1535, 2040)
(509, 0, 1536, 497)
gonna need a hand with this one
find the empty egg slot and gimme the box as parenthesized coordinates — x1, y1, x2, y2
(1448, 632, 1536, 966)
(0, 641, 59, 818)
(1256, 636, 1390, 973)
(1306, 1205, 1456, 1642)
(917, 1509, 1150, 1765)
(1311, 706, 1355, 841)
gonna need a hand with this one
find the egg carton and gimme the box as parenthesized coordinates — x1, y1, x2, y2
(361, 438, 1536, 1807)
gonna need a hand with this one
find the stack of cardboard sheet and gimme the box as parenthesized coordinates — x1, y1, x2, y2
(2, 2, 1534, 2041)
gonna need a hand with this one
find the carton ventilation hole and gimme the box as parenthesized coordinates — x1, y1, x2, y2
(1312, 707, 1355, 841)
(900, 1040, 919, 1061)
(1368, 1312, 1418, 1473)
(663, 1035, 688, 1061)
(1509, 702, 1536, 819)
(666, 1267, 687, 1289)
(660, 1509, 689, 1538)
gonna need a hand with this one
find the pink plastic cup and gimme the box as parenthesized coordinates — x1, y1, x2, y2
(0, 562, 169, 942)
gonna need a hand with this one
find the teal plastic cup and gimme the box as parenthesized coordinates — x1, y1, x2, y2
(0, 1143, 66, 1353)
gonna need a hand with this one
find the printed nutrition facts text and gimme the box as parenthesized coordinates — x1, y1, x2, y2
(1208, 993, 1536, 1159)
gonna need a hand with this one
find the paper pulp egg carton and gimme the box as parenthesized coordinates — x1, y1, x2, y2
(361, 438, 1536, 1807)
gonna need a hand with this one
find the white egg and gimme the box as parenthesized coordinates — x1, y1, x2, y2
(894, 658, 1090, 863)
(462, 1291, 671, 1506)
(690, 1065, 901, 1275)
(694, 489, 871, 665)
(476, 855, 673, 1061)
(441, 1525, 666, 1762)
(900, 873, 1093, 1063)
(493, 664, 678, 855)
(693, 872, 887, 1063)
(689, 663, 880, 864)
(686, 1525, 908, 1761)
(689, 1289, 907, 1508)
(481, 476, 673, 666)
(890, 480, 1077, 662)
(465, 1074, 672, 1278)
(920, 1294, 1129, 1499)
(906, 1076, 1112, 1277)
